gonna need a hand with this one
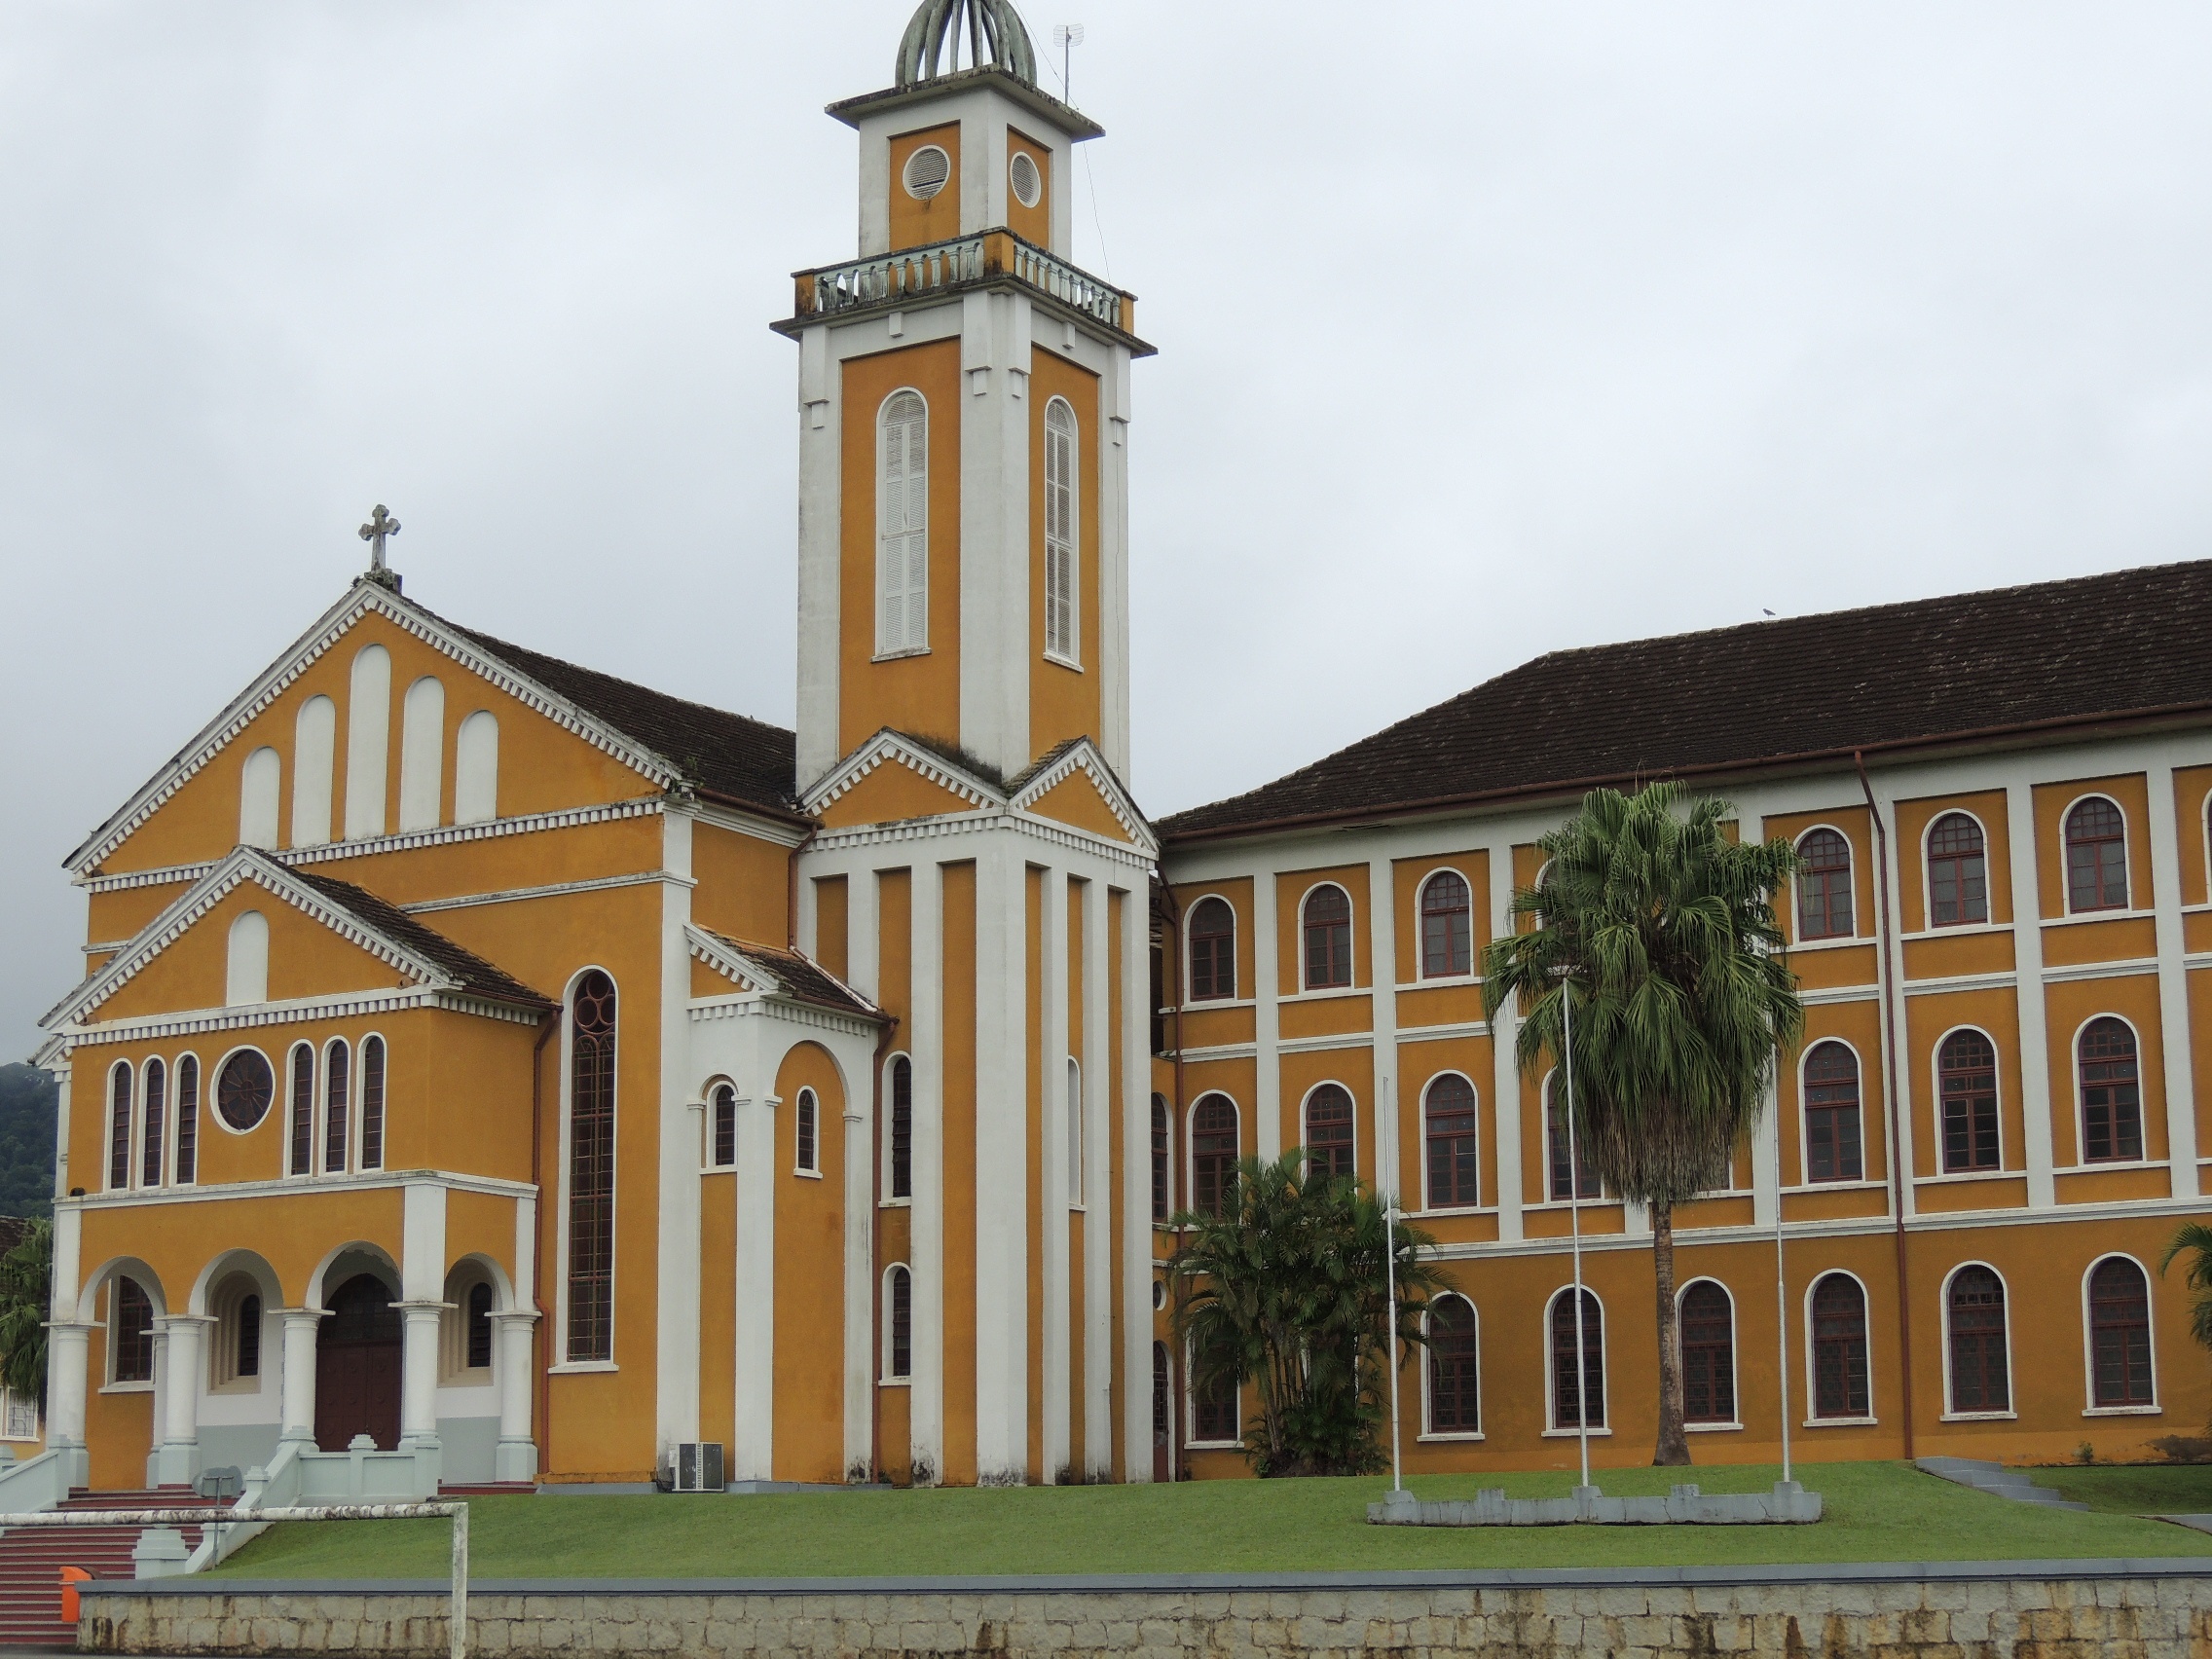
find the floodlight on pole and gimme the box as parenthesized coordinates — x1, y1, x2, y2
(1053, 22, 1085, 103)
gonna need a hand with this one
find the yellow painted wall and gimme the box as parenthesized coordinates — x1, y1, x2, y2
(1006, 128, 1051, 246)
(940, 861, 979, 1486)
(2033, 772, 2153, 919)
(689, 823, 791, 947)
(887, 124, 960, 252)
(772, 1042, 847, 1482)
(93, 886, 406, 1024)
(1025, 770, 1131, 844)
(1274, 865, 1371, 996)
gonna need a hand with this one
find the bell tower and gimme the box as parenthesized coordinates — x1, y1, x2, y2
(778, 0, 1151, 793)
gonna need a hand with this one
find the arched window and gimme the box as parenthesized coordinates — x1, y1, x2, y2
(1424, 1074, 1479, 1209)
(1938, 1030, 2000, 1172)
(2079, 1017, 2144, 1162)
(1550, 1288, 1604, 1429)
(885, 1265, 913, 1381)
(890, 1056, 912, 1198)
(1802, 1041, 1863, 1183)
(711, 1083, 737, 1169)
(174, 1054, 199, 1185)
(567, 970, 617, 1364)
(1191, 1094, 1238, 1218)
(209, 1273, 264, 1392)
(1191, 1339, 1239, 1444)
(360, 1036, 386, 1170)
(2065, 797, 2129, 912)
(1187, 897, 1235, 1001)
(1066, 1058, 1084, 1201)
(106, 1061, 133, 1191)
(1545, 1076, 1598, 1201)
(1927, 813, 1989, 927)
(1796, 829, 1854, 940)
(226, 909, 269, 1007)
(111, 1278, 155, 1384)
(878, 390, 930, 654)
(1946, 1266, 2010, 1413)
(139, 1057, 166, 1190)
(466, 1281, 495, 1371)
(1304, 1084, 1354, 1180)
(2088, 1257, 2154, 1408)
(237, 1293, 263, 1380)
(1426, 1296, 1480, 1433)
(344, 643, 392, 841)
(287, 1043, 315, 1177)
(291, 694, 337, 848)
(1150, 1095, 1169, 1222)
(240, 746, 281, 849)
(397, 675, 446, 833)
(1810, 1272, 1869, 1419)
(323, 1039, 350, 1174)
(1680, 1281, 1735, 1424)
(1043, 398, 1079, 663)
(1302, 886, 1353, 989)
(796, 1088, 820, 1174)
(1419, 870, 1472, 978)
(455, 710, 499, 825)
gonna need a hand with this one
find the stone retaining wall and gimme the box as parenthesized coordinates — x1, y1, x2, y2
(77, 1563, 2212, 1658)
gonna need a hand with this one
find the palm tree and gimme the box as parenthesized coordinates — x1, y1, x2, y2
(1167, 1151, 1445, 1477)
(0, 1218, 52, 1410)
(1482, 781, 1802, 1466)
(2158, 1223, 2212, 1355)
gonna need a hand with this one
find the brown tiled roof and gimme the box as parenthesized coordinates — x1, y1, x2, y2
(1161, 559, 2212, 842)
(701, 930, 882, 1021)
(442, 617, 801, 821)
(291, 868, 556, 1011)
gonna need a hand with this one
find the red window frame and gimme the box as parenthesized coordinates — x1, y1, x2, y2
(1423, 1074, 1479, 1209)
(1795, 829, 1855, 940)
(2065, 797, 2129, 912)
(2088, 1257, 2154, 1407)
(1187, 897, 1235, 1001)
(1419, 870, 1472, 978)
(1938, 1030, 2000, 1173)
(1946, 1266, 2009, 1413)
(1190, 1094, 1238, 1217)
(1303, 885, 1353, 989)
(1427, 1297, 1479, 1432)
(1927, 813, 1989, 927)
(1810, 1272, 1870, 1419)
(1802, 1041, 1863, 1183)
(1303, 1085, 1354, 1180)
(2079, 1017, 2143, 1162)
(1679, 1282, 1735, 1423)
(1550, 1289, 1604, 1428)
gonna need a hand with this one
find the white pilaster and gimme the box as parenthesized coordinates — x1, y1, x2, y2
(1489, 842, 1524, 1241)
(1097, 347, 1133, 776)
(2005, 781, 2053, 1209)
(2146, 759, 2201, 1198)
(1252, 872, 1281, 1161)
(1081, 871, 1113, 1481)
(1118, 882, 1153, 1481)
(956, 289, 1035, 781)
(144, 1323, 169, 1487)
(656, 813, 701, 1458)
(492, 1310, 540, 1483)
(732, 1087, 778, 1481)
(46, 1322, 92, 1489)
(848, 867, 882, 1004)
(909, 861, 947, 1485)
(1368, 856, 1399, 1201)
(973, 836, 1030, 1483)
(794, 319, 844, 792)
(1038, 866, 1071, 1483)
(277, 1310, 321, 1444)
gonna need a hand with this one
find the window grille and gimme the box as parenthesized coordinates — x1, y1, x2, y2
(288, 1044, 315, 1176)
(237, 1293, 262, 1380)
(1810, 1273, 1869, 1418)
(1946, 1266, 2009, 1412)
(1550, 1289, 1604, 1428)
(712, 1084, 737, 1169)
(1419, 870, 1472, 977)
(1193, 1342, 1238, 1443)
(1546, 1079, 1598, 1200)
(2088, 1258, 2153, 1407)
(1302, 885, 1352, 989)
(112, 1278, 154, 1383)
(1927, 813, 1988, 926)
(2079, 1017, 2143, 1162)
(1427, 1297, 1479, 1432)
(1303, 1084, 1354, 1181)
(1795, 829, 1854, 940)
(796, 1088, 819, 1173)
(888, 1266, 912, 1381)
(1679, 1282, 1735, 1423)
(890, 1058, 912, 1198)
(2065, 798, 2128, 911)
(1044, 399, 1079, 662)
(1423, 1074, 1479, 1209)
(217, 1048, 274, 1134)
(1066, 1059, 1083, 1201)
(1187, 898, 1235, 1000)
(878, 392, 930, 654)
(567, 972, 618, 1363)
(360, 1036, 386, 1170)
(1190, 1094, 1237, 1217)
(323, 1040, 350, 1175)
(140, 1058, 165, 1189)
(1938, 1030, 2000, 1172)
(1150, 1095, 1169, 1222)
(174, 1055, 199, 1184)
(107, 1062, 132, 1191)
(466, 1281, 494, 1371)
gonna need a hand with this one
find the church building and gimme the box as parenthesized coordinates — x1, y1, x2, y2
(32, 0, 2212, 1502)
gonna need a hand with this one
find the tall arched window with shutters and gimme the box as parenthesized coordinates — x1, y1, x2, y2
(1419, 870, 1472, 978)
(1926, 813, 1988, 926)
(877, 390, 930, 655)
(287, 1043, 315, 1177)
(1043, 397, 1079, 663)
(889, 1057, 913, 1198)
(140, 1057, 166, 1190)
(2065, 797, 2129, 912)
(1187, 897, 1235, 1001)
(566, 972, 618, 1364)
(1302, 885, 1353, 989)
(106, 1061, 133, 1191)
(1795, 829, 1855, 940)
(359, 1035, 386, 1171)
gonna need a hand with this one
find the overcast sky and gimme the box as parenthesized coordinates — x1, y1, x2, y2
(4, 2, 2210, 1059)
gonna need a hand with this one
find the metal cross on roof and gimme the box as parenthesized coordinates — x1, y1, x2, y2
(358, 504, 401, 579)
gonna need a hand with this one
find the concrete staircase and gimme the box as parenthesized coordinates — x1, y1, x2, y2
(0, 1489, 217, 1646)
(1916, 1456, 2089, 1510)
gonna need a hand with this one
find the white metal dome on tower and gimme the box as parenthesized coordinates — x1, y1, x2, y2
(896, 0, 1038, 89)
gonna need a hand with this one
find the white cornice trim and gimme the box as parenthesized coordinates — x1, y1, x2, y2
(58, 1167, 537, 1211)
(687, 996, 881, 1040)
(404, 869, 683, 916)
(683, 926, 771, 996)
(47, 984, 543, 1057)
(683, 925, 884, 1032)
(682, 799, 813, 849)
(809, 808, 1155, 870)
(66, 581, 686, 877)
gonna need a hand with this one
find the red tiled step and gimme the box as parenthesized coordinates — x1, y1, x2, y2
(0, 1491, 219, 1645)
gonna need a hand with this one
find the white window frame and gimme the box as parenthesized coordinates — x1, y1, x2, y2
(1677, 1277, 1743, 1432)
(440, 1260, 499, 1387)
(702, 1077, 738, 1173)
(1541, 1285, 1609, 1436)
(1298, 1080, 1357, 1179)
(1796, 1037, 1871, 1188)
(207, 1270, 269, 1396)
(1931, 1024, 2006, 1178)
(875, 388, 931, 659)
(208, 1045, 275, 1138)
(103, 1273, 157, 1392)
(1418, 1070, 1482, 1214)
(552, 965, 620, 1375)
(1937, 1259, 2017, 1421)
(137, 1054, 166, 1192)
(1186, 1091, 1240, 1215)
(1299, 881, 1356, 992)
(1182, 893, 1239, 1005)
(2080, 1252, 2160, 1417)
(1790, 823, 1859, 945)
(881, 1263, 914, 1384)
(1801, 1269, 1879, 1427)
(1419, 1292, 1484, 1441)
(105, 1059, 134, 1193)
(320, 1037, 351, 1177)
(882, 1052, 914, 1202)
(1182, 1335, 1242, 1450)
(1043, 395, 1080, 667)
(2060, 792, 2133, 917)
(1066, 1057, 1084, 1205)
(171, 1050, 202, 1187)
(1415, 866, 1476, 982)
(356, 1031, 389, 1172)
(1538, 1071, 1601, 1207)
(794, 1086, 823, 1178)
(2070, 1012, 2154, 1169)
(1920, 807, 1994, 931)
(284, 1041, 318, 1180)
(1149, 1092, 1173, 1225)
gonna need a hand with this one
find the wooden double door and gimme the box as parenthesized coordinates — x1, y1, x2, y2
(315, 1273, 403, 1452)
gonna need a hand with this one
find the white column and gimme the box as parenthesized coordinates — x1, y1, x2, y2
(45, 1321, 93, 1490)
(656, 815, 701, 1459)
(2146, 759, 2201, 1198)
(731, 1088, 778, 1481)
(793, 316, 843, 793)
(1037, 865, 1071, 1484)
(50, 1070, 72, 1203)
(956, 288, 1035, 781)
(491, 1310, 540, 1483)
(277, 1310, 321, 1444)
(154, 1314, 211, 1487)
(1252, 870, 1281, 1161)
(144, 1322, 169, 1488)
(2005, 780, 2052, 1210)
(1368, 855, 1399, 1202)
(840, 1089, 872, 1485)
(396, 1304, 443, 1448)
(909, 861, 947, 1486)
(1118, 882, 1153, 1481)
(973, 834, 1030, 1484)
(1489, 841, 1525, 1241)
(1081, 871, 1113, 1482)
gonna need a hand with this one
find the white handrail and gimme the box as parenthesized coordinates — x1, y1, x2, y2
(0, 1502, 469, 1659)
(801, 233, 1126, 330)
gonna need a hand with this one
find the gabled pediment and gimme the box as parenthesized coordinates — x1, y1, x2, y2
(44, 847, 550, 1032)
(1010, 739, 1156, 854)
(801, 730, 1004, 827)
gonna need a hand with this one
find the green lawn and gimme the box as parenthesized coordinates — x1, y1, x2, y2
(206, 1462, 2212, 1580)
(2034, 1463, 2212, 1515)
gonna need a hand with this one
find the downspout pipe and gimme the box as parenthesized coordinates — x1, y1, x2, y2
(529, 1007, 561, 1484)
(1855, 750, 1917, 1460)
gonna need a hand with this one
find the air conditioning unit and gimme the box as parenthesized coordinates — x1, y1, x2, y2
(669, 1441, 725, 1493)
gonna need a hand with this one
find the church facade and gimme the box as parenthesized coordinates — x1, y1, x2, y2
(33, 0, 2212, 1498)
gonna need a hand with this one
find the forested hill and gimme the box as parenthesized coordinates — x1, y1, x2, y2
(0, 1065, 55, 1218)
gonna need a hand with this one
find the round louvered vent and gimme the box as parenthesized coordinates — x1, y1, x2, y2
(1009, 150, 1042, 208)
(903, 145, 951, 201)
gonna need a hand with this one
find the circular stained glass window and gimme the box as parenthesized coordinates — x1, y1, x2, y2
(1009, 150, 1042, 208)
(903, 145, 951, 201)
(216, 1048, 275, 1132)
